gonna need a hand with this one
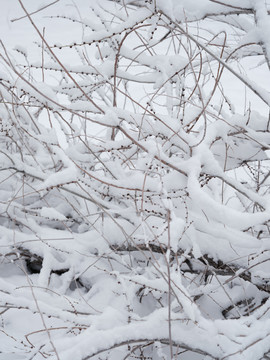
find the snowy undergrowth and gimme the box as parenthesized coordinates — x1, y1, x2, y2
(1, 0, 270, 359)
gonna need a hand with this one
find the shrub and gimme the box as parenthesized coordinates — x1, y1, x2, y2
(1, 1, 270, 359)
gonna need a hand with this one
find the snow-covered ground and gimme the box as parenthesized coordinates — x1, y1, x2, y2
(1, 1, 270, 360)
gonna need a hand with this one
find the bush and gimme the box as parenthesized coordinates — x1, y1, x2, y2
(1, 1, 270, 359)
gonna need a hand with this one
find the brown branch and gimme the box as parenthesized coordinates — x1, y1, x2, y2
(11, 0, 60, 22)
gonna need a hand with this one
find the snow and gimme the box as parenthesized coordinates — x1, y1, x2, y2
(1, 0, 270, 359)
(40, 207, 67, 221)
